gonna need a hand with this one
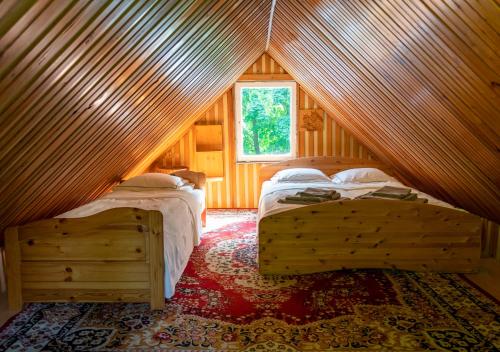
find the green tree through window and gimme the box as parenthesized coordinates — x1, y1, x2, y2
(241, 87, 291, 156)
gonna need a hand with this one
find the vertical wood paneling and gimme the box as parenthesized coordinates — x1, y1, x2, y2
(152, 53, 378, 208)
(268, 0, 500, 222)
(0, 0, 271, 239)
(481, 219, 500, 260)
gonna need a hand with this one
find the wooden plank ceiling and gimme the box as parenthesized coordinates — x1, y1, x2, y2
(0, 0, 498, 239)
(0, 0, 271, 239)
(268, 0, 500, 222)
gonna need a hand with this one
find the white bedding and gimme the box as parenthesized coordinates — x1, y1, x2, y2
(258, 179, 456, 222)
(57, 187, 205, 298)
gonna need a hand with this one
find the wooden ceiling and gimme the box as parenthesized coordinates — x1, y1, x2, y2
(268, 0, 500, 222)
(0, 0, 270, 238)
(0, 0, 498, 238)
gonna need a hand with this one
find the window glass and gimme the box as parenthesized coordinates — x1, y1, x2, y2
(235, 82, 296, 162)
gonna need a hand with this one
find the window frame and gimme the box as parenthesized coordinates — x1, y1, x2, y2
(234, 81, 297, 163)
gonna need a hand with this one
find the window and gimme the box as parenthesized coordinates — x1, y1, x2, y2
(235, 81, 297, 162)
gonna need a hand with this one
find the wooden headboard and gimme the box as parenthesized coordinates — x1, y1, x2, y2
(258, 157, 392, 185)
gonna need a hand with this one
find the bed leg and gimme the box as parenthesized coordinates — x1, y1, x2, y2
(5, 227, 22, 312)
(148, 211, 165, 310)
(201, 209, 207, 227)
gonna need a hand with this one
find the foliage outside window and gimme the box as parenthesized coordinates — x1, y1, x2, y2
(235, 81, 297, 162)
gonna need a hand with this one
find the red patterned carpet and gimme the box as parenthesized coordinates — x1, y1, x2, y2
(0, 210, 499, 351)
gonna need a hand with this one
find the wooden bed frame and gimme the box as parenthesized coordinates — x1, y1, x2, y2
(258, 157, 482, 275)
(5, 208, 165, 312)
(5, 171, 206, 312)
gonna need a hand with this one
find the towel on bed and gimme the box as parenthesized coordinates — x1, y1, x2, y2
(278, 188, 342, 205)
(296, 188, 339, 199)
(357, 186, 428, 203)
(370, 186, 411, 199)
(278, 195, 349, 205)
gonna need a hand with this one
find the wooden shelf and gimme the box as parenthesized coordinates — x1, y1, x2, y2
(194, 125, 224, 178)
(196, 145, 222, 152)
(195, 125, 223, 151)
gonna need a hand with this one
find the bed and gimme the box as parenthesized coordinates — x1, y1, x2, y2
(5, 171, 205, 312)
(257, 157, 482, 275)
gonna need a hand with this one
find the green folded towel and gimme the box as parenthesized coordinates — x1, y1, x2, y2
(278, 196, 350, 205)
(371, 186, 411, 199)
(278, 186, 344, 205)
(401, 193, 417, 201)
(278, 198, 323, 205)
(356, 191, 427, 203)
(296, 188, 339, 199)
(286, 196, 326, 203)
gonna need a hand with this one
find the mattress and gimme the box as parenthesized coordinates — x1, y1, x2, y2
(258, 179, 457, 222)
(57, 187, 205, 298)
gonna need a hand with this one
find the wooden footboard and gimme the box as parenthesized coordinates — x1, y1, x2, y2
(5, 208, 165, 312)
(258, 200, 482, 275)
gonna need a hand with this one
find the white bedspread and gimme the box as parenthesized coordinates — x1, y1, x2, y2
(57, 187, 204, 298)
(258, 180, 456, 222)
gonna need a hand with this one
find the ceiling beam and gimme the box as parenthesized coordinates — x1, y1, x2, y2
(265, 0, 276, 51)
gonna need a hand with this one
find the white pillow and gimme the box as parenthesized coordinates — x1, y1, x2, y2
(271, 168, 330, 183)
(114, 173, 184, 191)
(331, 168, 393, 184)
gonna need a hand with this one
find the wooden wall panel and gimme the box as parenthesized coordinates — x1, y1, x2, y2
(0, 0, 271, 240)
(482, 220, 500, 259)
(152, 53, 378, 208)
(268, 0, 500, 222)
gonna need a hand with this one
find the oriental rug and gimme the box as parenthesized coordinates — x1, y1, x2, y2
(0, 210, 498, 351)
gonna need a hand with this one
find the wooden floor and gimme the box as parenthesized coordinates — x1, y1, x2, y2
(0, 259, 498, 327)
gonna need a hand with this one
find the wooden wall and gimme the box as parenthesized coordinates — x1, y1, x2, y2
(268, 0, 500, 223)
(152, 53, 378, 208)
(482, 220, 500, 259)
(0, 0, 271, 240)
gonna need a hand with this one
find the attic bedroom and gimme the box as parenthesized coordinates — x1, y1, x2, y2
(0, 0, 498, 351)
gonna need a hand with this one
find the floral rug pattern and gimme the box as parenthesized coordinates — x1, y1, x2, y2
(0, 210, 499, 351)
